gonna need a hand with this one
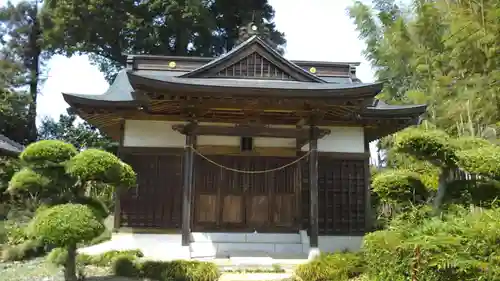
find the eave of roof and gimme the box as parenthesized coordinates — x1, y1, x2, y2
(127, 71, 384, 98)
(63, 70, 140, 107)
(0, 134, 24, 156)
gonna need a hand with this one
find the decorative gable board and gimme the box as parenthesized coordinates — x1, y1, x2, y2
(216, 51, 294, 80)
(182, 37, 324, 83)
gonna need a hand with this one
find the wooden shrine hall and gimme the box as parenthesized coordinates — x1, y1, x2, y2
(63, 30, 426, 258)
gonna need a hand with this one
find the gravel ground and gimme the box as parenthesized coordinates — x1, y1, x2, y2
(0, 258, 135, 281)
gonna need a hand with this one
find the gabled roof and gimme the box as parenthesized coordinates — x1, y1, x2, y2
(0, 134, 24, 156)
(180, 36, 326, 83)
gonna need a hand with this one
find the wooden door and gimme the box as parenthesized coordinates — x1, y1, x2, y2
(193, 155, 300, 232)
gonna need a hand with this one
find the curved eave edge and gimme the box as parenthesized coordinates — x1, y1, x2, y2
(362, 104, 427, 117)
(127, 72, 384, 98)
(62, 93, 139, 108)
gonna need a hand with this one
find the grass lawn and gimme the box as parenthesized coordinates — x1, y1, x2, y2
(0, 258, 141, 281)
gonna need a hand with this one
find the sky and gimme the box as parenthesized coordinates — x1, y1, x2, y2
(1, 0, 379, 160)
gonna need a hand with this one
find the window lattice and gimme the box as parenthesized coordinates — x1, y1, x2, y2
(216, 52, 293, 80)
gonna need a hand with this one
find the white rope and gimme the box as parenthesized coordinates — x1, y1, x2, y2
(186, 145, 312, 174)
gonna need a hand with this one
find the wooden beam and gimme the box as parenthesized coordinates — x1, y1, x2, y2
(172, 124, 330, 139)
(309, 124, 319, 249)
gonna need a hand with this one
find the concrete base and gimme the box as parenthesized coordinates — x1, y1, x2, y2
(78, 233, 190, 260)
(307, 247, 321, 261)
(77, 232, 363, 263)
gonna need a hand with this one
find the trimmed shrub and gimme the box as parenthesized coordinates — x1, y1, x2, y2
(1, 244, 25, 261)
(1, 239, 45, 261)
(111, 258, 220, 281)
(20, 140, 77, 167)
(363, 206, 500, 280)
(78, 249, 143, 266)
(112, 255, 140, 278)
(4, 222, 28, 245)
(29, 204, 105, 247)
(295, 252, 364, 281)
(65, 149, 136, 187)
(8, 168, 51, 194)
(456, 145, 500, 179)
(394, 128, 457, 167)
(372, 170, 428, 204)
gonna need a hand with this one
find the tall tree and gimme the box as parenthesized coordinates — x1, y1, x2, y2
(0, 0, 48, 143)
(42, 0, 285, 81)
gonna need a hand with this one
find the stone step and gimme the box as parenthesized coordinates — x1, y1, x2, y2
(190, 243, 307, 259)
(190, 232, 302, 244)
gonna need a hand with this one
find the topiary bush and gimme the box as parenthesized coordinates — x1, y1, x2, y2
(294, 252, 364, 281)
(8, 168, 51, 194)
(372, 170, 428, 204)
(65, 149, 136, 187)
(394, 128, 457, 167)
(29, 204, 105, 247)
(20, 140, 77, 168)
(29, 203, 105, 281)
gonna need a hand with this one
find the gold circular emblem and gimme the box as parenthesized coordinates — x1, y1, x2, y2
(168, 61, 177, 68)
(309, 67, 317, 74)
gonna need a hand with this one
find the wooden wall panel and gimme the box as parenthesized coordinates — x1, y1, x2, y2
(119, 153, 182, 229)
(301, 156, 367, 235)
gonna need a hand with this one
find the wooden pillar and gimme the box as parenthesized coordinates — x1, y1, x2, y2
(114, 119, 125, 231)
(182, 132, 195, 246)
(309, 124, 319, 248)
(364, 135, 372, 232)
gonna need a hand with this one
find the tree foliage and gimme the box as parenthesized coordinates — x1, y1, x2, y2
(38, 113, 116, 153)
(42, 0, 286, 81)
(349, 0, 500, 137)
(0, 0, 50, 143)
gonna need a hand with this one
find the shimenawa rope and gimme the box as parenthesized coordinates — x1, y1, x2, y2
(185, 145, 313, 174)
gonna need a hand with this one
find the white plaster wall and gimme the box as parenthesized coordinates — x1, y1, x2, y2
(302, 126, 365, 153)
(123, 120, 185, 147)
(254, 137, 295, 148)
(198, 135, 240, 146)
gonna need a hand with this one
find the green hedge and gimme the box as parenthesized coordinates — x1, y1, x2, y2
(47, 248, 143, 267)
(1, 239, 46, 262)
(111, 256, 220, 281)
(294, 252, 364, 281)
